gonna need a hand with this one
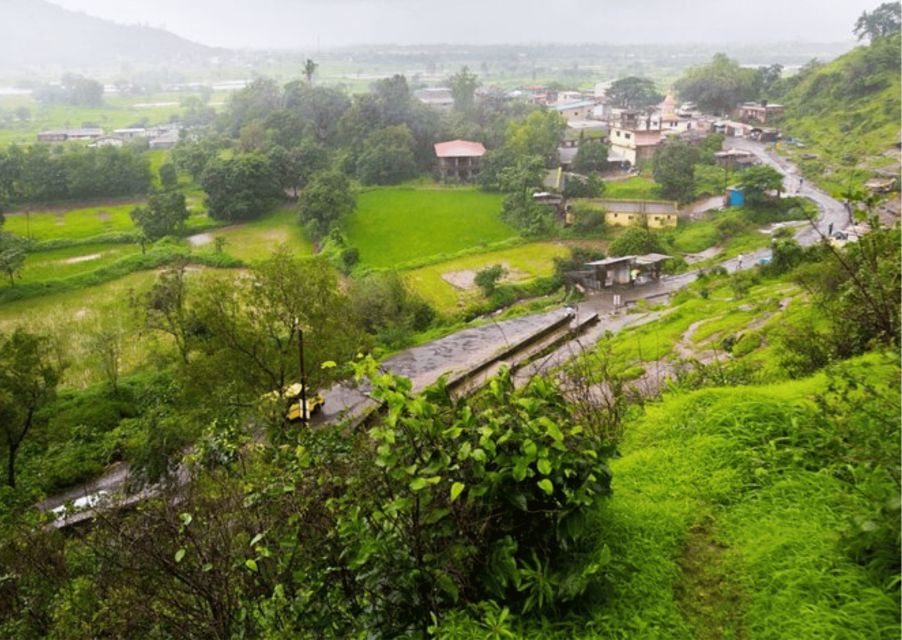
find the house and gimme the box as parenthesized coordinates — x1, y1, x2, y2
(584, 253, 672, 289)
(713, 121, 754, 138)
(88, 136, 124, 148)
(415, 87, 455, 110)
(593, 198, 678, 229)
(434, 139, 486, 182)
(737, 102, 784, 124)
(113, 127, 146, 139)
(714, 148, 758, 167)
(149, 129, 180, 150)
(608, 127, 663, 166)
(37, 127, 104, 142)
(748, 127, 780, 142)
(553, 100, 598, 122)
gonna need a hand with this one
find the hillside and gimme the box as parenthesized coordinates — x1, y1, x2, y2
(0, 0, 220, 73)
(780, 33, 901, 196)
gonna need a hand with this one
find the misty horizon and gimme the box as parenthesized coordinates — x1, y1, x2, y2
(47, 0, 874, 50)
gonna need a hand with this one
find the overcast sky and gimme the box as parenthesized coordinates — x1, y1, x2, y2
(50, 0, 872, 49)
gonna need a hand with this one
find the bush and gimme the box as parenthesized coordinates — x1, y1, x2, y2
(608, 227, 664, 257)
(474, 264, 507, 296)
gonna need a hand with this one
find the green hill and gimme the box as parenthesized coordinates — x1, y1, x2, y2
(780, 34, 901, 195)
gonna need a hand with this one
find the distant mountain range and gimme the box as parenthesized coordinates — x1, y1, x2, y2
(0, 0, 221, 73)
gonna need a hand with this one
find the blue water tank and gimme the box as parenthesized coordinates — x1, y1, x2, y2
(727, 187, 745, 207)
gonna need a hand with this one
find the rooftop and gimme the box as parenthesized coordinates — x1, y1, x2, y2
(554, 100, 596, 111)
(434, 140, 486, 158)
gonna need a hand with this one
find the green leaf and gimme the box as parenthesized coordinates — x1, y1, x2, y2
(537, 478, 554, 495)
(409, 477, 428, 492)
(174, 548, 186, 563)
(245, 559, 258, 572)
(249, 533, 264, 547)
(450, 482, 465, 502)
(179, 513, 193, 527)
(537, 458, 552, 475)
(320, 360, 337, 369)
(202, 562, 213, 572)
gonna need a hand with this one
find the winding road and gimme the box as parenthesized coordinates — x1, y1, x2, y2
(39, 139, 849, 523)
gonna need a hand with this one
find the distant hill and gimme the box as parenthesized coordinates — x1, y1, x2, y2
(0, 0, 221, 73)
(780, 34, 901, 195)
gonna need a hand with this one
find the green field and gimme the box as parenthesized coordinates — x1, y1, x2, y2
(347, 187, 512, 268)
(603, 176, 665, 201)
(3, 201, 212, 242)
(17, 242, 143, 284)
(404, 242, 568, 313)
(198, 207, 313, 262)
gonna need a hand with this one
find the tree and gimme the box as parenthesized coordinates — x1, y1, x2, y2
(192, 252, 363, 431)
(138, 263, 195, 364)
(563, 174, 604, 199)
(474, 264, 507, 296)
(449, 66, 480, 113)
(303, 58, 319, 83)
(652, 139, 699, 203)
(0, 329, 63, 487)
(355, 125, 418, 185)
(130, 191, 189, 241)
(572, 141, 610, 173)
(675, 53, 761, 114)
(505, 110, 567, 166)
(854, 2, 901, 41)
(348, 272, 434, 347)
(608, 227, 664, 257)
(158, 163, 179, 190)
(298, 170, 356, 240)
(0, 232, 27, 286)
(84, 307, 127, 391)
(605, 77, 663, 110)
(201, 154, 282, 222)
(737, 164, 783, 205)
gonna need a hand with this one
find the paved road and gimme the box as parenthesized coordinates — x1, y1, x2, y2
(39, 139, 847, 516)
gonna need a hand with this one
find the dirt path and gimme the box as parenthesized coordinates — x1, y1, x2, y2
(676, 525, 747, 640)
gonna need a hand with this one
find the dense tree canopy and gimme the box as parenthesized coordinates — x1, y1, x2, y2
(298, 170, 356, 239)
(449, 66, 480, 113)
(130, 191, 189, 241)
(355, 125, 418, 185)
(675, 53, 761, 114)
(737, 165, 784, 205)
(201, 154, 282, 222)
(34, 74, 103, 107)
(605, 76, 663, 110)
(652, 139, 700, 203)
(854, 2, 901, 41)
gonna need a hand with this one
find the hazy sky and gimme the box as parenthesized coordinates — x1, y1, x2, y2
(50, 0, 872, 49)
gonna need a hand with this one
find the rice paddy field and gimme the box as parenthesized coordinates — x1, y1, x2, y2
(347, 186, 512, 268)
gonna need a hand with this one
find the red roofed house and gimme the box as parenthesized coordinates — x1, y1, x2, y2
(434, 140, 486, 183)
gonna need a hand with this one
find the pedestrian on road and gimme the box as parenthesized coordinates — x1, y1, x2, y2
(799, 177, 803, 190)
(737, 254, 744, 269)
(828, 222, 834, 237)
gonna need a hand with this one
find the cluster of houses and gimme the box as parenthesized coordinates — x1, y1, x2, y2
(36, 123, 182, 149)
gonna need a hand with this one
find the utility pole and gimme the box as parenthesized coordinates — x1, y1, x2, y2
(296, 320, 308, 422)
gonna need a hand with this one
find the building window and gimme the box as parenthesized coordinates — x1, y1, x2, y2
(624, 133, 632, 140)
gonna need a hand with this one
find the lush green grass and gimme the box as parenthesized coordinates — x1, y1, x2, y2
(3, 201, 213, 243)
(17, 242, 143, 284)
(668, 219, 720, 254)
(200, 207, 313, 262)
(403, 242, 569, 314)
(603, 176, 665, 201)
(347, 187, 512, 268)
(582, 354, 900, 639)
(780, 35, 902, 197)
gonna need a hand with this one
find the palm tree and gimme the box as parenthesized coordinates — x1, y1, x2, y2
(303, 58, 318, 84)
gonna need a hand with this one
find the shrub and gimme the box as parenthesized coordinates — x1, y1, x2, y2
(474, 264, 507, 296)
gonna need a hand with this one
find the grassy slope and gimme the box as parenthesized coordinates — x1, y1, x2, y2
(17, 242, 143, 284)
(347, 187, 512, 268)
(584, 355, 899, 639)
(780, 34, 901, 196)
(602, 176, 665, 201)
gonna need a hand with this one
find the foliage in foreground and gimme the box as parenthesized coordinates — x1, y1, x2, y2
(0, 366, 612, 638)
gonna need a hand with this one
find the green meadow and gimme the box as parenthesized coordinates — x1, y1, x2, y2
(347, 186, 512, 268)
